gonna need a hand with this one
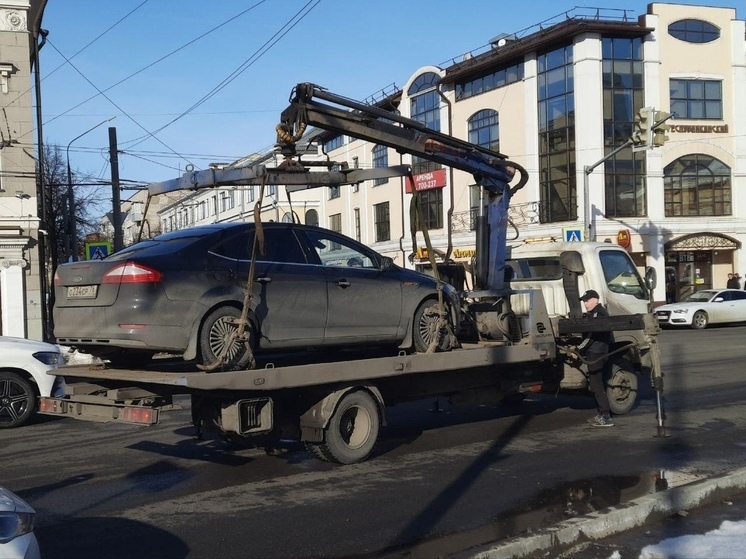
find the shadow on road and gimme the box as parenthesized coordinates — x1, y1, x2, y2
(36, 516, 189, 559)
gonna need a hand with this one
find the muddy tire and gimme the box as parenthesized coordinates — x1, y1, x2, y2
(606, 361, 639, 415)
(199, 306, 255, 371)
(0, 371, 36, 428)
(413, 299, 450, 353)
(317, 391, 380, 464)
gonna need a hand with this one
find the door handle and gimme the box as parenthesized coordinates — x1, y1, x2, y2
(256, 276, 272, 284)
(337, 279, 351, 288)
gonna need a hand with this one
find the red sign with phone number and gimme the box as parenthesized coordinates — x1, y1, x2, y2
(405, 169, 447, 193)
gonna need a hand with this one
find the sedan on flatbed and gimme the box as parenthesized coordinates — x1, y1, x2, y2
(53, 222, 458, 369)
(655, 288, 746, 329)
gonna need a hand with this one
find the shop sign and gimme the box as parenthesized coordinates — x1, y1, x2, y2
(405, 169, 447, 193)
(453, 248, 476, 259)
(670, 124, 728, 134)
(616, 229, 631, 249)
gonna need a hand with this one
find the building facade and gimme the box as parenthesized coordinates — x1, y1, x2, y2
(157, 3, 745, 305)
(0, 0, 46, 339)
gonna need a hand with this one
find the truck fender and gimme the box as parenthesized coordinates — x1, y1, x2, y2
(299, 385, 386, 443)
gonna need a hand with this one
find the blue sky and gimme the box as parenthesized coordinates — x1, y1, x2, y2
(37, 0, 740, 194)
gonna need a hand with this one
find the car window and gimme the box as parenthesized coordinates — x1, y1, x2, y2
(302, 229, 377, 269)
(104, 238, 195, 261)
(599, 250, 647, 300)
(717, 291, 733, 301)
(506, 257, 562, 280)
(212, 229, 307, 264)
(733, 291, 746, 300)
(685, 291, 715, 302)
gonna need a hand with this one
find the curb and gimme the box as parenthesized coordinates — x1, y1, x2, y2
(458, 467, 746, 559)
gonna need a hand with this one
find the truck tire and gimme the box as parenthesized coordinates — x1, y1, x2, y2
(413, 299, 450, 353)
(606, 361, 638, 415)
(0, 371, 36, 429)
(199, 306, 254, 370)
(317, 390, 380, 464)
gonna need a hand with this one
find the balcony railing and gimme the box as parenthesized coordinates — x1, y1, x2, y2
(450, 198, 577, 232)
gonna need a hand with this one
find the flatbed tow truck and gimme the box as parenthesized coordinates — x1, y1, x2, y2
(41, 83, 665, 464)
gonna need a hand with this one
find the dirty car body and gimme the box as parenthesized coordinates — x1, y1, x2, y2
(53, 222, 457, 368)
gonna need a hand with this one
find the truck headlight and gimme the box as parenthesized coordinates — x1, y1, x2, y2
(0, 511, 35, 543)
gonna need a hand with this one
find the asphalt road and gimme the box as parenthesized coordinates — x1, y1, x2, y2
(3, 326, 746, 558)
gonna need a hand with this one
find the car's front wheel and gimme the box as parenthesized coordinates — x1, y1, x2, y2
(199, 306, 255, 371)
(691, 310, 709, 330)
(0, 371, 36, 428)
(413, 299, 451, 353)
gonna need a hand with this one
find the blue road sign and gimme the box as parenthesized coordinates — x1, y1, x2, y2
(85, 242, 112, 260)
(563, 227, 584, 242)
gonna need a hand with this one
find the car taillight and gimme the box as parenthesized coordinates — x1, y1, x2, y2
(102, 262, 162, 284)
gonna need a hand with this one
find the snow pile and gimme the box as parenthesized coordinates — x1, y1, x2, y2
(57, 345, 103, 365)
(638, 518, 746, 559)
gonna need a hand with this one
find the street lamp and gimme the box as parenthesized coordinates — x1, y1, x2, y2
(65, 116, 115, 261)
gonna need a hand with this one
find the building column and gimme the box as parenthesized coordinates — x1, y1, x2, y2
(0, 258, 27, 337)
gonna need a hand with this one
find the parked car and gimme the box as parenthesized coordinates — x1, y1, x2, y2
(0, 336, 63, 428)
(54, 222, 459, 369)
(655, 288, 746, 329)
(0, 485, 39, 559)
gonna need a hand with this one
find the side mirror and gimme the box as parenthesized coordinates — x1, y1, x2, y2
(645, 266, 657, 290)
(714, 297, 724, 303)
(380, 256, 395, 271)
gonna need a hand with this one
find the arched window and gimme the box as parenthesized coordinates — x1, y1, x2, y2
(407, 72, 440, 96)
(668, 19, 720, 43)
(305, 209, 319, 227)
(281, 212, 293, 223)
(409, 72, 441, 175)
(468, 109, 499, 152)
(664, 154, 731, 217)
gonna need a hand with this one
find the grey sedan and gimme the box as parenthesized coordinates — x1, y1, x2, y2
(54, 222, 458, 369)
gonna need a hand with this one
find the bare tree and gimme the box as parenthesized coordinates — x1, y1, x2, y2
(39, 143, 109, 268)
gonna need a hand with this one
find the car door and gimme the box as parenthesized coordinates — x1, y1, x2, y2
(232, 226, 327, 348)
(300, 228, 402, 343)
(706, 290, 733, 324)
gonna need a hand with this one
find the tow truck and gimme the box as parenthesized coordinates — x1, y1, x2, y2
(40, 83, 665, 464)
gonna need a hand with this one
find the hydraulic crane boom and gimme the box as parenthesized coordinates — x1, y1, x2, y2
(276, 83, 529, 290)
(145, 82, 529, 290)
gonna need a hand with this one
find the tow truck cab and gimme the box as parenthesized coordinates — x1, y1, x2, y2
(507, 241, 654, 410)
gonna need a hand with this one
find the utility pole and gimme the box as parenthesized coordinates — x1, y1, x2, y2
(109, 127, 123, 252)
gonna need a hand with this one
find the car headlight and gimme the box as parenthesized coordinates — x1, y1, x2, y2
(0, 511, 35, 543)
(672, 309, 690, 314)
(33, 351, 63, 365)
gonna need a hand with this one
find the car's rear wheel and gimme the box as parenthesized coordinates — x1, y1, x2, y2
(413, 299, 450, 353)
(0, 371, 35, 428)
(691, 310, 709, 330)
(199, 306, 255, 370)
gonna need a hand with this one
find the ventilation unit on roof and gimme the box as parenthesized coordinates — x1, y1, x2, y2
(490, 33, 517, 48)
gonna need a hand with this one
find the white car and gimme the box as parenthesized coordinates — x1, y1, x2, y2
(0, 336, 63, 428)
(0, 485, 39, 559)
(655, 289, 746, 329)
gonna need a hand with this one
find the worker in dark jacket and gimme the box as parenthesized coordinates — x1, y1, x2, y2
(577, 289, 614, 427)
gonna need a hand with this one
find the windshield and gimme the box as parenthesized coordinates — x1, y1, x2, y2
(599, 250, 647, 300)
(684, 291, 716, 302)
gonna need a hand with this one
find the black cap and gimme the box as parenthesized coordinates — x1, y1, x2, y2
(580, 289, 600, 302)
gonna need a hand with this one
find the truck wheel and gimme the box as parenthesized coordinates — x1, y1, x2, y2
(199, 306, 254, 370)
(413, 299, 449, 353)
(691, 310, 709, 330)
(0, 371, 36, 429)
(606, 362, 638, 415)
(318, 391, 380, 464)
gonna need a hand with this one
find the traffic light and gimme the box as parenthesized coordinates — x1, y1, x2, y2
(652, 111, 671, 147)
(631, 107, 654, 152)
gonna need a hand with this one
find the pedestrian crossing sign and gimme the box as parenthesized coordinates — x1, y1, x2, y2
(85, 241, 113, 260)
(563, 227, 584, 242)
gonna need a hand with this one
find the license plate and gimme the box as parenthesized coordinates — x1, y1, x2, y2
(67, 285, 98, 299)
